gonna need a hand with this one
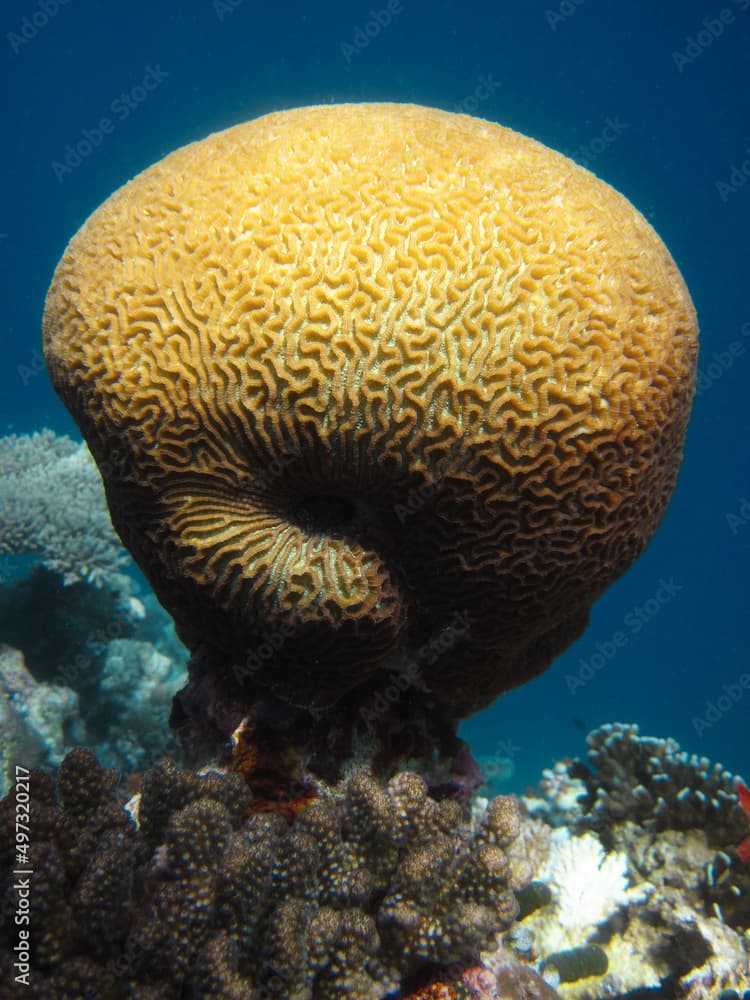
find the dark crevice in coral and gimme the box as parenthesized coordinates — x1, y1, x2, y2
(289, 492, 359, 535)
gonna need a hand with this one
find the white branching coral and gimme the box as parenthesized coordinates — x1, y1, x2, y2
(0, 429, 128, 586)
(538, 829, 646, 950)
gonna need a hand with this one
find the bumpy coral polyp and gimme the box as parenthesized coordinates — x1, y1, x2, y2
(43, 103, 698, 732)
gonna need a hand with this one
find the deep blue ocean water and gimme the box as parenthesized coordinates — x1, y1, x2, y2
(1, 0, 747, 791)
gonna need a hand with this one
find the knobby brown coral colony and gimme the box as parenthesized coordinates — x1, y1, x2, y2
(42, 103, 697, 772)
(0, 748, 529, 998)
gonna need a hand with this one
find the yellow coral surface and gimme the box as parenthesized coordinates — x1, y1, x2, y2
(43, 103, 698, 716)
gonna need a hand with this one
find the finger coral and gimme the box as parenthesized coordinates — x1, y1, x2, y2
(555, 723, 747, 845)
(43, 103, 698, 757)
(0, 749, 527, 998)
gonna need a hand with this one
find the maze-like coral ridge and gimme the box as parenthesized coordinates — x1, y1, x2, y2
(43, 103, 698, 717)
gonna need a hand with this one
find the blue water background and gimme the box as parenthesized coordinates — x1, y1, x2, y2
(1, 0, 748, 789)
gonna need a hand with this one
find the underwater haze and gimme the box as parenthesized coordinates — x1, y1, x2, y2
(1, 0, 748, 793)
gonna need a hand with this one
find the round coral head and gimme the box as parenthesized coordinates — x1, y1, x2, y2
(43, 103, 698, 721)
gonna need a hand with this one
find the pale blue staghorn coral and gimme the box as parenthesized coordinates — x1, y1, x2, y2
(0, 429, 129, 586)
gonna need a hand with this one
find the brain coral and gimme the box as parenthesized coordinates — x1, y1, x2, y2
(43, 103, 698, 724)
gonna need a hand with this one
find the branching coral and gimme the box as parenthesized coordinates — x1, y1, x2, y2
(0, 430, 128, 587)
(550, 723, 747, 848)
(0, 750, 527, 998)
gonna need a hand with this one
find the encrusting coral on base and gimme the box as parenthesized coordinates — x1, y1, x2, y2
(0, 748, 530, 999)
